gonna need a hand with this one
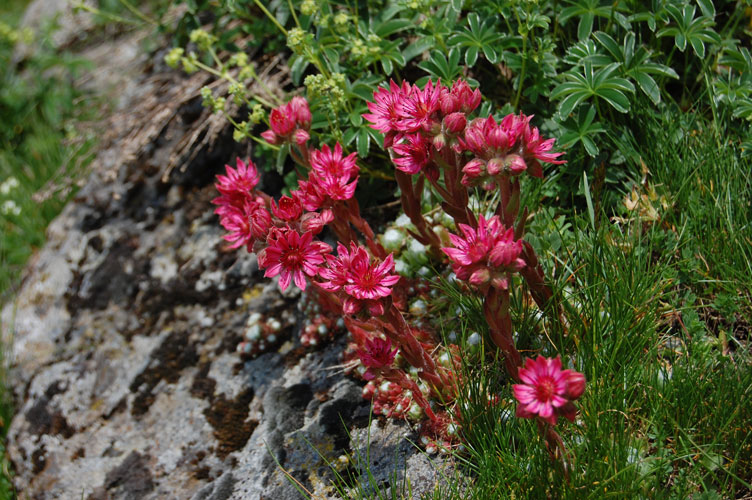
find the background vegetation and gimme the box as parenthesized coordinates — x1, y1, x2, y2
(0, 0, 750, 498)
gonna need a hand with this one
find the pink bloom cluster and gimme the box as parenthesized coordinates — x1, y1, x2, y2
(357, 336, 398, 380)
(442, 215, 525, 292)
(513, 356, 586, 425)
(364, 79, 563, 183)
(462, 114, 565, 187)
(320, 242, 401, 316)
(261, 96, 312, 146)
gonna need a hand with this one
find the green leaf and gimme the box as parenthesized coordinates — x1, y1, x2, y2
(696, 0, 715, 19)
(598, 88, 630, 112)
(675, 33, 687, 52)
(482, 45, 498, 64)
(381, 58, 393, 75)
(558, 91, 589, 117)
(402, 37, 434, 62)
(290, 55, 309, 86)
(582, 135, 599, 156)
(690, 37, 705, 58)
(349, 109, 364, 126)
(356, 127, 370, 157)
(634, 71, 661, 104)
(374, 19, 413, 37)
(578, 12, 595, 40)
(465, 46, 479, 66)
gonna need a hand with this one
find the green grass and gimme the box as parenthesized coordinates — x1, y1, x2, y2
(0, 10, 97, 299)
(300, 104, 750, 499)
(420, 106, 752, 499)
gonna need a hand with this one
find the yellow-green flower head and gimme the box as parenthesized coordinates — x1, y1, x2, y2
(301, 0, 318, 16)
(200, 86, 214, 106)
(189, 28, 216, 51)
(229, 52, 249, 68)
(165, 47, 184, 69)
(250, 104, 265, 124)
(287, 27, 308, 55)
(213, 96, 226, 113)
(182, 52, 199, 73)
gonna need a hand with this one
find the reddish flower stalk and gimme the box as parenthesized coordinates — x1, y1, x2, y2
(483, 287, 522, 379)
(348, 319, 439, 422)
(393, 170, 442, 254)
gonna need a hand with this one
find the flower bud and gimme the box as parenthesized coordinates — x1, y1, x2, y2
(440, 93, 459, 115)
(289, 96, 312, 129)
(565, 371, 586, 400)
(261, 129, 280, 145)
(443, 112, 467, 135)
(506, 154, 527, 175)
(487, 158, 504, 176)
(469, 267, 491, 288)
(463, 158, 486, 177)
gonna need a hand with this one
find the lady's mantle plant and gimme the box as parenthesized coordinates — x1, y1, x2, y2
(213, 79, 585, 465)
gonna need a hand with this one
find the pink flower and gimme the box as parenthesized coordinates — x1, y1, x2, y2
(217, 199, 271, 251)
(345, 250, 400, 300)
(271, 193, 303, 222)
(310, 170, 359, 202)
(395, 79, 443, 133)
(358, 336, 398, 380)
(258, 229, 331, 291)
(262, 97, 312, 145)
(442, 215, 525, 291)
(392, 134, 431, 175)
(213, 158, 260, 207)
(320, 244, 400, 316)
(269, 107, 296, 137)
(319, 242, 358, 292)
(297, 179, 327, 212)
(300, 209, 333, 235)
(513, 356, 586, 425)
(363, 80, 412, 147)
(288, 96, 312, 129)
(461, 113, 564, 185)
(521, 124, 566, 179)
(440, 80, 482, 115)
(310, 143, 359, 179)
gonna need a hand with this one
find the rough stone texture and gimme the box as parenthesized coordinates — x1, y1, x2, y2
(3, 5, 453, 499)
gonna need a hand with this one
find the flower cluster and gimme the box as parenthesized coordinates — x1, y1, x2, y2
(462, 114, 566, 187)
(320, 243, 400, 316)
(513, 356, 586, 425)
(442, 215, 525, 292)
(215, 85, 585, 460)
(260, 96, 312, 146)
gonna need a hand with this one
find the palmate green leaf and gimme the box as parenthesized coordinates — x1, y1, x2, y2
(559, 105, 604, 156)
(552, 61, 634, 116)
(559, 0, 630, 39)
(418, 49, 463, 81)
(592, 31, 678, 104)
(448, 13, 503, 65)
(657, 4, 720, 58)
(719, 45, 752, 73)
